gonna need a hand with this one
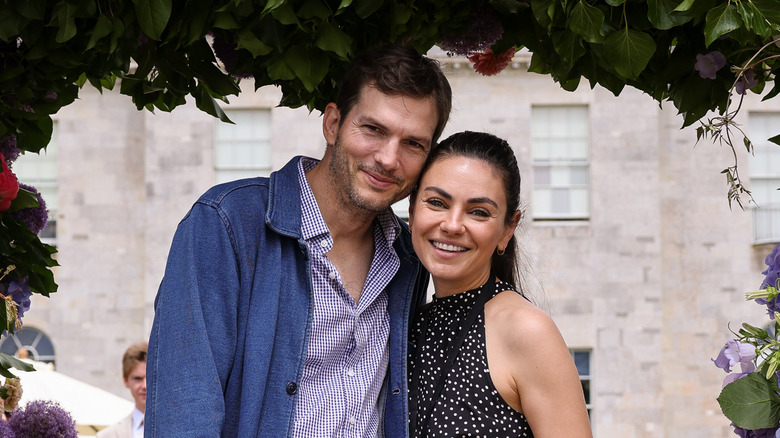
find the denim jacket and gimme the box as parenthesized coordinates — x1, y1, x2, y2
(146, 157, 428, 438)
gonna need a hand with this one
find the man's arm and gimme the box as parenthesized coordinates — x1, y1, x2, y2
(146, 201, 240, 437)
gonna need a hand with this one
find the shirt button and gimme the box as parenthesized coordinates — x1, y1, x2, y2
(346, 369, 355, 377)
(286, 381, 297, 395)
(349, 417, 356, 425)
(319, 240, 328, 248)
(328, 271, 336, 280)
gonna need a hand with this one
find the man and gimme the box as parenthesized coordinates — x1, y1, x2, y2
(146, 45, 452, 437)
(98, 342, 147, 438)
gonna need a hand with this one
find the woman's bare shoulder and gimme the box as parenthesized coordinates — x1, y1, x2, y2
(486, 290, 565, 350)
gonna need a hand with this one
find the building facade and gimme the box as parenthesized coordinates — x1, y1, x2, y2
(5, 51, 780, 437)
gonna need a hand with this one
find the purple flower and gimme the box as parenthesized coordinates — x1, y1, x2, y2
(761, 243, 780, 290)
(695, 51, 726, 79)
(8, 400, 77, 438)
(736, 69, 759, 95)
(0, 420, 14, 438)
(10, 184, 48, 235)
(731, 424, 778, 438)
(0, 136, 20, 164)
(210, 33, 252, 79)
(0, 276, 31, 320)
(714, 339, 756, 373)
(755, 295, 780, 320)
(438, 1, 504, 56)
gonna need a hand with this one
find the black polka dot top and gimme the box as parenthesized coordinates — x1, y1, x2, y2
(408, 280, 533, 438)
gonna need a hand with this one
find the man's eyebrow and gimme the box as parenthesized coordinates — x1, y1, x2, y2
(358, 116, 431, 145)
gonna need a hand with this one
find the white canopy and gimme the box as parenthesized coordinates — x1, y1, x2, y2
(11, 360, 134, 436)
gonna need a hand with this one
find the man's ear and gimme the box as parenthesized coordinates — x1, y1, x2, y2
(322, 102, 341, 145)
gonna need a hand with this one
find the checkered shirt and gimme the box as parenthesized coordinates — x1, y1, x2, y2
(291, 158, 401, 438)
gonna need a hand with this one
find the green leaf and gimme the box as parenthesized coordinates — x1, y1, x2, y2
(552, 29, 586, 68)
(0, 353, 34, 373)
(0, 9, 23, 41)
(569, 0, 605, 43)
(530, 0, 555, 28)
(284, 45, 329, 92)
(86, 15, 114, 51)
(5, 188, 40, 213)
(750, 0, 780, 30)
(267, 55, 296, 80)
(52, 3, 77, 43)
(16, 116, 53, 154)
(603, 28, 657, 79)
(261, 0, 286, 14)
(213, 11, 240, 29)
(648, 0, 694, 30)
(194, 86, 233, 123)
(768, 133, 780, 147)
(133, 0, 173, 40)
(737, 2, 772, 37)
(718, 372, 780, 429)
(299, 0, 332, 20)
(17, 0, 45, 20)
(704, 3, 742, 47)
(605, 0, 626, 6)
(674, 0, 695, 12)
(237, 29, 273, 57)
(353, 0, 384, 18)
(337, 0, 354, 11)
(271, 3, 300, 25)
(315, 21, 352, 59)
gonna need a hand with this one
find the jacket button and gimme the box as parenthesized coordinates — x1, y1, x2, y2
(286, 381, 297, 395)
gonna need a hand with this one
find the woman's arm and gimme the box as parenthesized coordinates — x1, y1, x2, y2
(485, 291, 593, 438)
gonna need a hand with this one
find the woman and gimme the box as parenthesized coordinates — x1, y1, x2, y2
(407, 131, 592, 438)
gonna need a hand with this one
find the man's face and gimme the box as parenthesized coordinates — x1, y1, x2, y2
(124, 361, 146, 412)
(322, 86, 439, 212)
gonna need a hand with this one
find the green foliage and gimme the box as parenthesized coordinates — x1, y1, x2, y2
(718, 372, 780, 430)
(0, 0, 779, 338)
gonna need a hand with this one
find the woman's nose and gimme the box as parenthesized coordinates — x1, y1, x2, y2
(439, 212, 465, 234)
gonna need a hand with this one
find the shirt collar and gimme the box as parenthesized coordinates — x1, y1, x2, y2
(132, 407, 144, 430)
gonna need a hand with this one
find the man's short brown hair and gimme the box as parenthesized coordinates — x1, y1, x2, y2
(335, 45, 452, 144)
(122, 341, 148, 379)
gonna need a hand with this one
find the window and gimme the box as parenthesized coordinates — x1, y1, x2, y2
(748, 112, 780, 243)
(11, 123, 58, 242)
(0, 327, 56, 364)
(392, 197, 410, 221)
(214, 109, 272, 184)
(570, 349, 592, 418)
(531, 106, 590, 220)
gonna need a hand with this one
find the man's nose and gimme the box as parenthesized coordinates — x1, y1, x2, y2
(373, 139, 401, 171)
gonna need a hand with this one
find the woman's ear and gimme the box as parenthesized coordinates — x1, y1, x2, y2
(500, 210, 522, 248)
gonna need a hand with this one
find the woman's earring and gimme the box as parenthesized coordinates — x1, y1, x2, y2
(497, 248, 505, 256)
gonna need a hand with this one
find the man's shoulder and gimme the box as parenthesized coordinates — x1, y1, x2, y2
(96, 413, 132, 438)
(198, 177, 271, 208)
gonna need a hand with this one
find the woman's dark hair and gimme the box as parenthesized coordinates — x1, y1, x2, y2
(410, 131, 522, 288)
(335, 45, 452, 143)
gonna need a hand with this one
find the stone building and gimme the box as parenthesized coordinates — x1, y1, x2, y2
(4, 50, 780, 437)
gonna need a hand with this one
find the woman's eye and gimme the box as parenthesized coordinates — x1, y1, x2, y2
(471, 209, 490, 218)
(424, 198, 445, 208)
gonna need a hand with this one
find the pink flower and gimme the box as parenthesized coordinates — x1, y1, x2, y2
(468, 47, 516, 76)
(0, 153, 19, 212)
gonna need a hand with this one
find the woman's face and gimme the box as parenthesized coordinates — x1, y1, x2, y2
(409, 156, 518, 296)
